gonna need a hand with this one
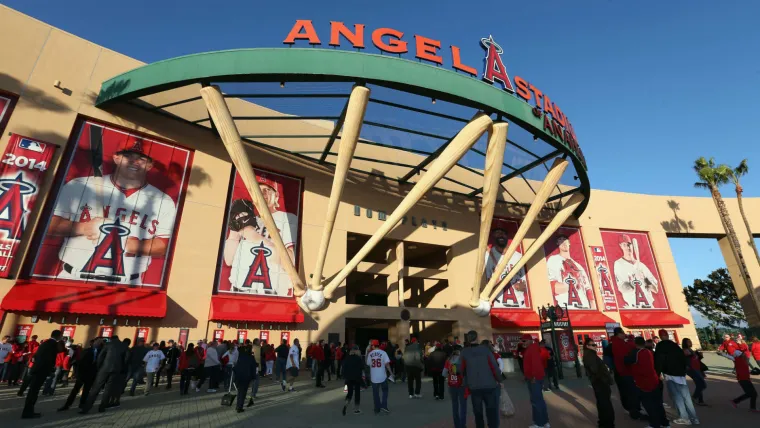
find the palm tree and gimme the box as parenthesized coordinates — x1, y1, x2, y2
(694, 157, 755, 313)
(728, 159, 760, 266)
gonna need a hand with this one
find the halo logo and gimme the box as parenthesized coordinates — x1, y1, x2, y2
(480, 35, 514, 93)
(0, 173, 36, 241)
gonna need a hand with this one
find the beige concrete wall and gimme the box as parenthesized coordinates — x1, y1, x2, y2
(1, 5, 759, 350)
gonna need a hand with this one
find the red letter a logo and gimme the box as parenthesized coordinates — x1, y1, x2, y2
(0, 176, 27, 241)
(480, 35, 514, 92)
(82, 222, 129, 277)
(243, 242, 273, 291)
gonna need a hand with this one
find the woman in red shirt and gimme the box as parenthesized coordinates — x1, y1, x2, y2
(626, 337, 668, 428)
(728, 349, 758, 411)
(682, 338, 707, 406)
(178, 343, 200, 395)
(751, 337, 760, 369)
(265, 345, 276, 377)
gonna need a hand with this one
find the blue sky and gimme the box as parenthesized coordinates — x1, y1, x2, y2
(6, 0, 760, 325)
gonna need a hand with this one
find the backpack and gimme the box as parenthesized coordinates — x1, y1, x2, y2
(404, 345, 422, 368)
(447, 360, 463, 387)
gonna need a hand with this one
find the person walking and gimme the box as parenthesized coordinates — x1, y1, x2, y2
(627, 336, 668, 428)
(654, 330, 699, 425)
(523, 334, 550, 428)
(610, 327, 643, 420)
(233, 345, 257, 412)
(394, 345, 406, 383)
(541, 339, 559, 390)
(164, 340, 180, 389)
(58, 339, 102, 412)
(342, 345, 364, 415)
(250, 339, 261, 398)
(275, 339, 289, 384)
(582, 337, 615, 428)
(404, 337, 424, 398)
(265, 345, 276, 377)
(178, 343, 200, 395)
(143, 342, 165, 396)
(0, 335, 11, 383)
(125, 338, 148, 396)
(443, 345, 467, 428)
(323, 340, 333, 382)
(79, 336, 129, 414)
(750, 337, 760, 369)
(202, 341, 221, 392)
(152, 341, 167, 388)
(724, 349, 758, 411)
(429, 343, 447, 400)
(20, 330, 61, 419)
(41, 341, 66, 395)
(682, 338, 707, 406)
(335, 342, 344, 379)
(313, 339, 326, 388)
(284, 338, 300, 392)
(459, 330, 501, 428)
(366, 339, 392, 415)
(222, 342, 239, 391)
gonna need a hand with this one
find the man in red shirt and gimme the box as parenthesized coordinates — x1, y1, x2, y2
(522, 334, 549, 427)
(626, 336, 668, 428)
(728, 349, 758, 411)
(313, 339, 326, 388)
(610, 327, 642, 420)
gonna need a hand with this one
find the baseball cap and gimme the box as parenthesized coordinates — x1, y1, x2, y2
(116, 138, 153, 161)
(618, 234, 632, 244)
(658, 329, 668, 338)
(521, 334, 533, 341)
(410, 337, 418, 343)
(256, 173, 278, 190)
(370, 339, 380, 347)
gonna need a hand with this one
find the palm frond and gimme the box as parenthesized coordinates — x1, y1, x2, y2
(694, 182, 711, 190)
(735, 159, 749, 177)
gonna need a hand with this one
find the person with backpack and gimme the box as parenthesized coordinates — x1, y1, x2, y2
(404, 337, 424, 398)
(682, 338, 707, 406)
(582, 337, 614, 428)
(429, 343, 447, 400)
(442, 345, 466, 428)
(178, 343, 200, 395)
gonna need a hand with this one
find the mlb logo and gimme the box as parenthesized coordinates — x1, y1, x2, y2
(18, 138, 45, 153)
(593, 247, 602, 253)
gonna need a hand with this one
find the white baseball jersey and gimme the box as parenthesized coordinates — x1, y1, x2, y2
(229, 210, 298, 296)
(485, 247, 528, 308)
(613, 257, 658, 308)
(546, 254, 593, 309)
(52, 175, 176, 284)
(366, 349, 390, 383)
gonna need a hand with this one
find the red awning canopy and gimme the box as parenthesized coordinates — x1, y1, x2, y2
(619, 311, 690, 327)
(491, 310, 540, 328)
(1, 283, 167, 318)
(568, 311, 617, 328)
(209, 295, 304, 323)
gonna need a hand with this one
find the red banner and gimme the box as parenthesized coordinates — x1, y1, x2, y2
(214, 329, 224, 342)
(135, 327, 150, 342)
(0, 134, 57, 278)
(178, 328, 189, 347)
(100, 326, 113, 337)
(487, 218, 531, 309)
(15, 324, 33, 341)
(589, 246, 619, 311)
(542, 226, 595, 309)
(492, 332, 538, 356)
(237, 330, 247, 343)
(557, 330, 576, 362)
(576, 331, 607, 356)
(259, 330, 270, 343)
(281, 331, 290, 344)
(61, 325, 76, 340)
(0, 95, 15, 134)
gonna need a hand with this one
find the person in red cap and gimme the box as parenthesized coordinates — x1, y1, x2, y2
(522, 334, 549, 427)
(429, 342, 447, 400)
(366, 340, 392, 415)
(610, 327, 643, 420)
(313, 340, 326, 388)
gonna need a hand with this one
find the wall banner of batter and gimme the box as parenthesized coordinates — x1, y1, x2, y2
(0, 94, 16, 135)
(61, 325, 76, 340)
(259, 330, 270, 343)
(0, 134, 57, 278)
(216, 167, 303, 298)
(31, 121, 194, 288)
(99, 326, 114, 338)
(540, 225, 595, 310)
(486, 218, 531, 309)
(599, 230, 669, 310)
(493, 332, 538, 356)
(589, 246, 619, 311)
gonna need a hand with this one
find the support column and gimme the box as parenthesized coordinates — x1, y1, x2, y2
(397, 241, 406, 307)
(718, 236, 760, 326)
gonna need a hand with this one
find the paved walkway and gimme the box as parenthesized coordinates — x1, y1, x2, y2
(1, 355, 757, 427)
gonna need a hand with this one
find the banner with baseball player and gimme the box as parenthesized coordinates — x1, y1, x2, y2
(31, 121, 194, 287)
(216, 168, 302, 298)
(599, 230, 669, 310)
(486, 218, 532, 309)
(0, 94, 16, 134)
(589, 246, 619, 311)
(0, 134, 57, 278)
(541, 225, 596, 310)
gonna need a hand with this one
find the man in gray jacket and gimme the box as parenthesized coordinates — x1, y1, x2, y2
(459, 330, 501, 428)
(80, 336, 129, 414)
(403, 337, 424, 398)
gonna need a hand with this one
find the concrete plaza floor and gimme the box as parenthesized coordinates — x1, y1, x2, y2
(0, 352, 757, 427)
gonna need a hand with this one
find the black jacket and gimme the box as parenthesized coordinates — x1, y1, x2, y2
(583, 348, 612, 386)
(342, 355, 364, 381)
(165, 347, 180, 368)
(654, 340, 686, 376)
(98, 339, 129, 373)
(429, 349, 447, 373)
(234, 352, 257, 380)
(30, 339, 59, 375)
(77, 346, 100, 380)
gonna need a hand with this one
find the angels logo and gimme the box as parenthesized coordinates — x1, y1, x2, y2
(0, 173, 36, 241)
(564, 274, 583, 307)
(480, 35, 514, 93)
(242, 242, 274, 293)
(630, 277, 651, 307)
(81, 220, 131, 277)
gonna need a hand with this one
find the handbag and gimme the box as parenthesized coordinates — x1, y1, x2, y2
(700, 362, 708, 372)
(221, 371, 237, 406)
(499, 382, 515, 417)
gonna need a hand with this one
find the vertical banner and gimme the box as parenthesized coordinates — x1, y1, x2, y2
(217, 168, 303, 297)
(281, 331, 290, 344)
(600, 230, 669, 309)
(542, 226, 595, 310)
(557, 329, 576, 362)
(0, 135, 57, 278)
(487, 218, 531, 309)
(32, 121, 193, 287)
(0, 95, 16, 134)
(99, 326, 114, 337)
(15, 324, 33, 343)
(61, 325, 76, 340)
(178, 328, 189, 347)
(214, 329, 224, 342)
(237, 330, 247, 343)
(135, 327, 149, 342)
(492, 332, 538, 356)
(589, 246, 619, 311)
(259, 330, 270, 343)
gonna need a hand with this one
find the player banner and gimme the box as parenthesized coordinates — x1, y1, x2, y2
(100, 326, 114, 338)
(62, 325, 76, 340)
(217, 167, 303, 298)
(259, 330, 269, 342)
(541, 226, 595, 310)
(0, 95, 15, 134)
(599, 230, 669, 310)
(493, 332, 538, 356)
(486, 218, 532, 309)
(31, 121, 193, 287)
(0, 134, 57, 278)
(589, 246, 619, 311)
(237, 330, 247, 343)
(15, 324, 33, 343)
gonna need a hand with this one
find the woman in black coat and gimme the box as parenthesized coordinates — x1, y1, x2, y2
(341, 346, 364, 415)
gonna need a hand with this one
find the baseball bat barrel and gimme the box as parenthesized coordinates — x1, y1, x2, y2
(201, 86, 306, 296)
(469, 122, 509, 308)
(479, 158, 569, 302)
(311, 85, 370, 291)
(488, 193, 585, 302)
(323, 113, 493, 299)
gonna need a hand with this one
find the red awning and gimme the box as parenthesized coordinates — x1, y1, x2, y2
(1, 283, 166, 318)
(491, 310, 540, 328)
(209, 295, 304, 323)
(619, 311, 690, 327)
(569, 311, 617, 328)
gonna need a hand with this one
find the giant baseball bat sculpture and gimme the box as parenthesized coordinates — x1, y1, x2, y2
(469, 122, 509, 308)
(201, 85, 306, 296)
(488, 192, 585, 303)
(397, 240, 406, 307)
(476, 158, 569, 307)
(323, 113, 493, 299)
